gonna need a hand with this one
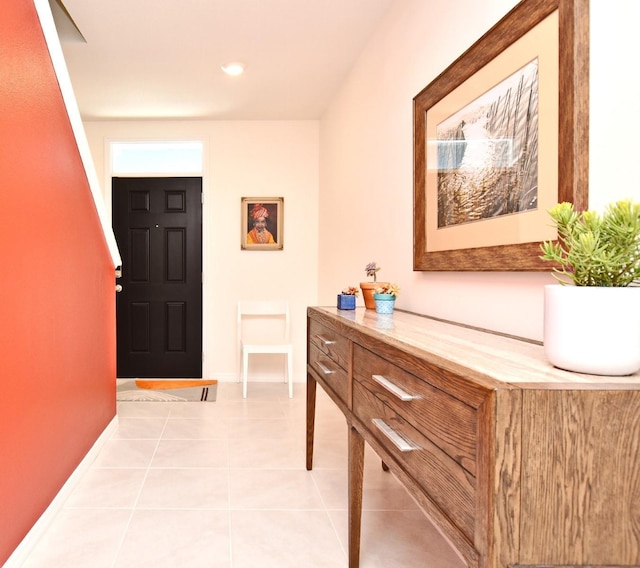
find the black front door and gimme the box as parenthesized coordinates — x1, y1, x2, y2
(113, 177, 202, 378)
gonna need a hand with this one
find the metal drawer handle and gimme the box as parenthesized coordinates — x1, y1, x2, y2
(315, 361, 335, 375)
(371, 374, 418, 401)
(316, 335, 336, 345)
(372, 419, 420, 452)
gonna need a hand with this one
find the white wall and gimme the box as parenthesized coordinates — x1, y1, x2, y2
(589, 0, 640, 211)
(82, 0, 640, 381)
(84, 120, 319, 383)
(318, 0, 640, 342)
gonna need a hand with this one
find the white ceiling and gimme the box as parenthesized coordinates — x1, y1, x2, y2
(54, 0, 394, 121)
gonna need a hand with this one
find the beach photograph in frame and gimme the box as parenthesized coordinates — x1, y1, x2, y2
(435, 59, 539, 230)
(413, 0, 589, 271)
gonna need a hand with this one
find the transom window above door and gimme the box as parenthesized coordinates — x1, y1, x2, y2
(111, 141, 203, 175)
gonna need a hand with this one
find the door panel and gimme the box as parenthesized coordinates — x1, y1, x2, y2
(113, 177, 202, 378)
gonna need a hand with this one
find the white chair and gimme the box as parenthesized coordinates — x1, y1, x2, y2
(237, 300, 293, 398)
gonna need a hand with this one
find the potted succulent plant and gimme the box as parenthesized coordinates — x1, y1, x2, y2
(373, 283, 400, 314)
(337, 286, 359, 310)
(360, 262, 388, 309)
(540, 200, 640, 375)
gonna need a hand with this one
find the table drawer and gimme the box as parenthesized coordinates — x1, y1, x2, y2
(353, 377, 476, 540)
(353, 344, 477, 475)
(308, 343, 349, 404)
(309, 319, 350, 372)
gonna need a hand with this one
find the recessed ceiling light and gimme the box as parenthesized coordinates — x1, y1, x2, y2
(221, 62, 245, 76)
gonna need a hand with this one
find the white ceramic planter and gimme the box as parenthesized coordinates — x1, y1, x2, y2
(543, 284, 640, 376)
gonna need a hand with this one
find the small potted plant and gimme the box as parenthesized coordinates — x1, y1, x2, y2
(540, 200, 640, 375)
(373, 283, 399, 314)
(360, 262, 389, 309)
(337, 286, 359, 310)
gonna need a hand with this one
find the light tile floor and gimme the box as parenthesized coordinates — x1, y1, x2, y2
(18, 383, 465, 568)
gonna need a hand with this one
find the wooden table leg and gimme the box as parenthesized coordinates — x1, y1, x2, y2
(306, 373, 317, 470)
(348, 425, 365, 568)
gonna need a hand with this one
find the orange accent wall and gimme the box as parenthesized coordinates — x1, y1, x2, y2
(0, 1, 116, 563)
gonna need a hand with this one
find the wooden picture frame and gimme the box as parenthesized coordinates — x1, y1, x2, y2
(413, 0, 589, 271)
(241, 197, 284, 250)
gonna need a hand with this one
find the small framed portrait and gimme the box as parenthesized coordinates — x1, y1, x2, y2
(241, 197, 284, 250)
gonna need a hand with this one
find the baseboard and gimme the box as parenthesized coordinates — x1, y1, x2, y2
(213, 373, 304, 383)
(3, 416, 119, 568)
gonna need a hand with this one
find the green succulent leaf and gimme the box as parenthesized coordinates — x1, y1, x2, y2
(540, 200, 640, 286)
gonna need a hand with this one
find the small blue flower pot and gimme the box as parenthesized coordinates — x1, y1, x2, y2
(337, 294, 356, 310)
(373, 293, 395, 314)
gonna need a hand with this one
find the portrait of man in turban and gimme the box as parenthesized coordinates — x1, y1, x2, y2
(241, 198, 283, 250)
(247, 203, 275, 244)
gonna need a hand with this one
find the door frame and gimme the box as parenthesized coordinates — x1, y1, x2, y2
(106, 139, 207, 376)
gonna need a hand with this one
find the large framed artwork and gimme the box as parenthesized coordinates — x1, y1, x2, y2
(241, 197, 284, 250)
(413, 0, 589, 271)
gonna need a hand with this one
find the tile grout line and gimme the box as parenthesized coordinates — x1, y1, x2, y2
(225, 412, 235, 568)
(109, 412, 170, 568)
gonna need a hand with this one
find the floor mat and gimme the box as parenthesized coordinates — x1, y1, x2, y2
(116, 379, 218, 402)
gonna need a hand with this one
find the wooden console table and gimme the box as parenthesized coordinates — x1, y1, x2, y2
(306, 306, 640, 568)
